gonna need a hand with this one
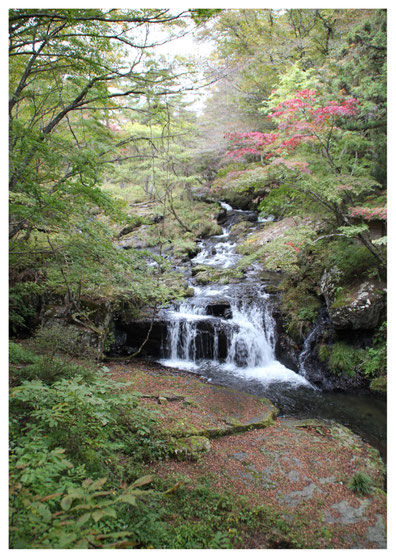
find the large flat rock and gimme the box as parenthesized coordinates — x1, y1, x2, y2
(109, 362, 278, 437)
(106, 360, 386, 549)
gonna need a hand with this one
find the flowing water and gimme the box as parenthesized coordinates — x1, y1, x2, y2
(157, 203, 386, 458)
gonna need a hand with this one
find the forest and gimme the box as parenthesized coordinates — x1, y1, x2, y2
(9, 8, 387, 549)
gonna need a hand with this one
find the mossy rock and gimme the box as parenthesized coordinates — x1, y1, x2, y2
(293, 419, 385, 488)
(229, 221, 252, 239)
(369, 375, 387, 394)
(170, 435, 211, 461)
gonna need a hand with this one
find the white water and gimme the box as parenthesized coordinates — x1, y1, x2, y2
(159, 203, 313, 388)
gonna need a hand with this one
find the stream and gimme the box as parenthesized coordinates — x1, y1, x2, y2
(154, 203, 386, 459)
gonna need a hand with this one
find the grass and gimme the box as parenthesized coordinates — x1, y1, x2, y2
(348, 472, 373, 496)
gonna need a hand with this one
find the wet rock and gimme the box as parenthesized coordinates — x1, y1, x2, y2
(205, 302, 233, 319)
(110, 319, 167, 357)
(217, 207, 228, 224)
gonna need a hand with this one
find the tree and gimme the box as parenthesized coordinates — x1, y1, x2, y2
(222, 87, 386, 267)
(9, 8, 215, 240)
(8, 8, 218, 336)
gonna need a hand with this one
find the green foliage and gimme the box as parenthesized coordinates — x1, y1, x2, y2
(10, 328, 97, 386)
(337, 224, 369, 237)
(213, 166, 272, 196)
(9, 282, 43, 335)
(362, 322, 387, 378)
(325, 342, 364, 377)
(348, 472, 373, 496)
(34, 322, 98, 359)
(369, 376, 386, 394)
(11, 354, 93, 387)
(10, 372, 162, 473)
(258, 183, 312, 218)
(9, 341, 37, 365)
(261, 226, 317, 275)
(323, 239, 379, 284)
(280, 280, 321, 342)
(10, 469, 156, 549)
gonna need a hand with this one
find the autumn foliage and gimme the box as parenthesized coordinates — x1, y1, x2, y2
(225, 90, 359, 163)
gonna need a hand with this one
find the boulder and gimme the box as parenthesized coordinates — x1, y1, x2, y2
(321, 269, 386, 330)
(171, 435, 211, 461)
(205, 301, 232, 319)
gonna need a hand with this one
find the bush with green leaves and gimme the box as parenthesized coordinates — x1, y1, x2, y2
(362, 322, 387, 378)
(322, 239, 379, 284)
(9, 281, 44, 335)
(10, 372, 165, 474)
(9, 340, 94, 387)
(32, 323, 99, 361)
(10, 469, 158, 549)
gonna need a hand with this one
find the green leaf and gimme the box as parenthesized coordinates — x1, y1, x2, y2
(372, 236, 387, 245)
(103, 507, 117, 518)
(90, 478, 107, 491)
(337, 224, 369, 236)
(92, 509, 105, 523)
(130, 474, 154, 489)
(61, 495, 74, 511)
(76, 512, 91, 528)
(35, 503, 52, 522)
(116, 494, 136, 506)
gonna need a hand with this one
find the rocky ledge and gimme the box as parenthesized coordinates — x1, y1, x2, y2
(106, 360, 386, 549)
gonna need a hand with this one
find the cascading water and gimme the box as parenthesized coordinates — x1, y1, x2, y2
(112, 200, 386, 457)
(159, 202, 312, 388)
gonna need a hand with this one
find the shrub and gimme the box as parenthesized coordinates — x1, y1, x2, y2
(348, 472, 373, 496)
(323, 239, 378, 283)
(32, 323, 99, 361)
(9, 373, 163, 473)
(9, 341, 37, 365)
(9, 339, 94, 387)
(362, 322, 387, 378)
(9, 282, 43, 335)
(328, 342, 364, 377)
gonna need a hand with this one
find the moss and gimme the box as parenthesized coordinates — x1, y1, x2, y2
(369, 375, 387, 393)
(330, 288, 354, 310)
(229, 221, 252, 238)
(171, 435, 212, 461)
(193, 266, 244, 285)
(172, 238, 199, 259)
(196, 222, 223, 238)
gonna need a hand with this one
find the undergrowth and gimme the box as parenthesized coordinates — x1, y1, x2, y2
(9, 340, 309, 549)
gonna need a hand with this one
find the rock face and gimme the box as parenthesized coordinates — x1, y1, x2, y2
(111, 318, 167, 357)
(321, 269, 386, 330)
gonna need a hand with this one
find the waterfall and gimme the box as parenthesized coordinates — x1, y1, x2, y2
(297, 308, 331, 389)
(159, 202, 313, 388)
(298, 322, 321, 378)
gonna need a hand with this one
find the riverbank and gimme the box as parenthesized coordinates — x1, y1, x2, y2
(105, 358, 386, 549)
